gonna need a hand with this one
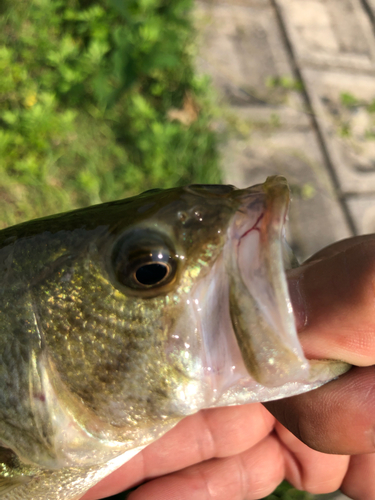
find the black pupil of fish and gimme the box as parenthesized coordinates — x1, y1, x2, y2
(135, 263, 168, 286)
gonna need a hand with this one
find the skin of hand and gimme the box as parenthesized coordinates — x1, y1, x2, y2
(82, 235, 375, 500)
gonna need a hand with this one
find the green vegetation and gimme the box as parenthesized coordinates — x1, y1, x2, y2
(263, 481, 314, 500)
(0, 0, 220, 228)
(338, 122, 351, 138)
(368, 99, 375, 113)
(340, 91, 375, 115)
(336, 91, 375, 140)
(266, 75, 304, 92)
(340, 91, 360, 108)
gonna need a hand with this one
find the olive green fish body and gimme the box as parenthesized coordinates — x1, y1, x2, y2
(0, 179, 349, 499)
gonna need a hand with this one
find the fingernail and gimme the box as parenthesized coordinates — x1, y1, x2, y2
(287, 268, 307, 331)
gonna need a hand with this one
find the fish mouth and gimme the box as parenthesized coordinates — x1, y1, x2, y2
(171, 176, 350, 410)
(226, 176, 310, 387)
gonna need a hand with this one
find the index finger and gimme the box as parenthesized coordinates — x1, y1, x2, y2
(82, 403, 274, 499)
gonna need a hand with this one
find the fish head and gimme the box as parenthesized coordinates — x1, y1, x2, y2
(35, 176, 344, 424)
(33, 183, 241, 432)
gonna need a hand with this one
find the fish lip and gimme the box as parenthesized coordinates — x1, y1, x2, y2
(227, 176, 309, 387)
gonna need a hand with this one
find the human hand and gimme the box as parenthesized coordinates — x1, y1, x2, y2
(266, 234, 375, 499)
(83, 235, 375, 500)
(82, 402, 350, 500)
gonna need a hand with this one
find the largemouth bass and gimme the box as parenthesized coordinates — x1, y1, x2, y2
(0, 176, 348, 499)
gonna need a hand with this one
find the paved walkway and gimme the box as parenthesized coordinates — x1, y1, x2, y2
(196, 0, 375, 262)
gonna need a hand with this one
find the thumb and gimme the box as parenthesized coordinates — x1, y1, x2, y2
(287, 235, 375, 366)
(264, 235, 375, 454)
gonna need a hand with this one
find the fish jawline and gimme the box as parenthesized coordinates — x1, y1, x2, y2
(195, 176, 350, 406)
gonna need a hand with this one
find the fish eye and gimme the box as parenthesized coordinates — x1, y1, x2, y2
(135, 262, 169, 286)
(111, 229, 178, 292)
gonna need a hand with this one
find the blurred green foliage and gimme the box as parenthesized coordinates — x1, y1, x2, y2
(0, 0, 220, 227)
(266, 76, 304, 92)
(263, 481, 314, 500)
(340, 92, 360, 108)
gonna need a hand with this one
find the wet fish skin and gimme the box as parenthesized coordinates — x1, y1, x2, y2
(0, 178, 349, 499)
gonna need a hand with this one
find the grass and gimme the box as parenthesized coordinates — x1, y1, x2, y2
(0, 0, 221, 228)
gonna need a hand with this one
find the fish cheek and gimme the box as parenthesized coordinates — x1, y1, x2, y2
(35, 257, 197, 427)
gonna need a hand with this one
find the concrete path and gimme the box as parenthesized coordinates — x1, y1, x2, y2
(196, 0, 375, 262)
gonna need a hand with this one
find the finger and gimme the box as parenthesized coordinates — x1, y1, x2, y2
(275, 421, 349, 494)
(303, 234, 375, 264)
(341, 453, 375, 499)
(141, 404, 275, 472)
(82, 404, 275, 499)
(287, 237, 375, 366)
(265, 366, 375, 455)
(127, 433, 284, 500)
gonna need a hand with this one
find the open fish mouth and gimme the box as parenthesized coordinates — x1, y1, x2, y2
(227, 176, 309, 387)
(192, 176, 350, 405)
